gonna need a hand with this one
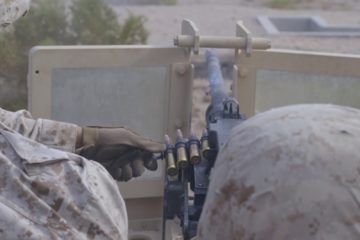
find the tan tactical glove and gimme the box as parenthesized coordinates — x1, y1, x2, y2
(76, 127, 165, 181)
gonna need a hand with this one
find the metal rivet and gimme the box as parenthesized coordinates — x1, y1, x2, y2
(176, 65, 187, 75)
(238, 67, 247, 78)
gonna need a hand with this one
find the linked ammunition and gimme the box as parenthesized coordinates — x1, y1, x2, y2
(164, 135, 177, 176)
(189, 132, 201, 164)
(201, 129, 210, 158)
(176, 129, 188, 168)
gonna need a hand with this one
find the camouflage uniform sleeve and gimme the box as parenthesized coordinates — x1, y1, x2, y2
(0, 108, 78, 153)
(0, 0, 30, 28)
(0, 129, 128, 239)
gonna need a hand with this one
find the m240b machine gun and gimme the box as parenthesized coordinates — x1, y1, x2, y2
(162, 50, 246, 240)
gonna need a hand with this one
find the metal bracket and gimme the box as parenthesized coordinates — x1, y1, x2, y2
(180, 19, 200, 55)
(236, 21, 252, 56)
(174, 19, 271, 57)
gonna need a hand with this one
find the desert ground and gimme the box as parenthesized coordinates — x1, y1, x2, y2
(111, 0, 360, 133)
(114, 0, 360, 53)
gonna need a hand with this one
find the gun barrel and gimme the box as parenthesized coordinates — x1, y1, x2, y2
(206, 50, 228, 107)
(205, 49, 231, 124)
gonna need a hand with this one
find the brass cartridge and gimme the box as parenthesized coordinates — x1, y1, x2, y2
(201, 129, 210, 157)
(176, 129, 188, 168)
(189, 132, 201, 164)
(164, 135, 177, 176)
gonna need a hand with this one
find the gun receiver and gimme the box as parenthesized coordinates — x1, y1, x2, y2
(162, 50, 246, 240)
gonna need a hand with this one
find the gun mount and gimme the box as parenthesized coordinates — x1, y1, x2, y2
(159, 20, 272, 239)
(162, 50, 246, 240)
(28, 18, 272, 240)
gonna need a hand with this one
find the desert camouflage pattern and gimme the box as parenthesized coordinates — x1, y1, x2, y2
(0, 108, 78, 153)
(0, 108, 128, 239)
(198, 104, 360, 240)
(0, 0, 30, 27)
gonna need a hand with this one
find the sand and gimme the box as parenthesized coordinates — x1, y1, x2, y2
(113, 1, 360, 134)
(114, 1, 360, 54)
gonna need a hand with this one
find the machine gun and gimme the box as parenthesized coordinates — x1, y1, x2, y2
(162, 49, 246, 240)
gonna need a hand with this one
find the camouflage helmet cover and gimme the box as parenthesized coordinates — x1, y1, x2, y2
(198, 104, 360, 239)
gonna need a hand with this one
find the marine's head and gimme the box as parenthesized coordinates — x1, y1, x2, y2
(198, 104, 360, 239)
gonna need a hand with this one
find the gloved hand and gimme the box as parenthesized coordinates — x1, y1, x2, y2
(76, 127, 165, 181)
